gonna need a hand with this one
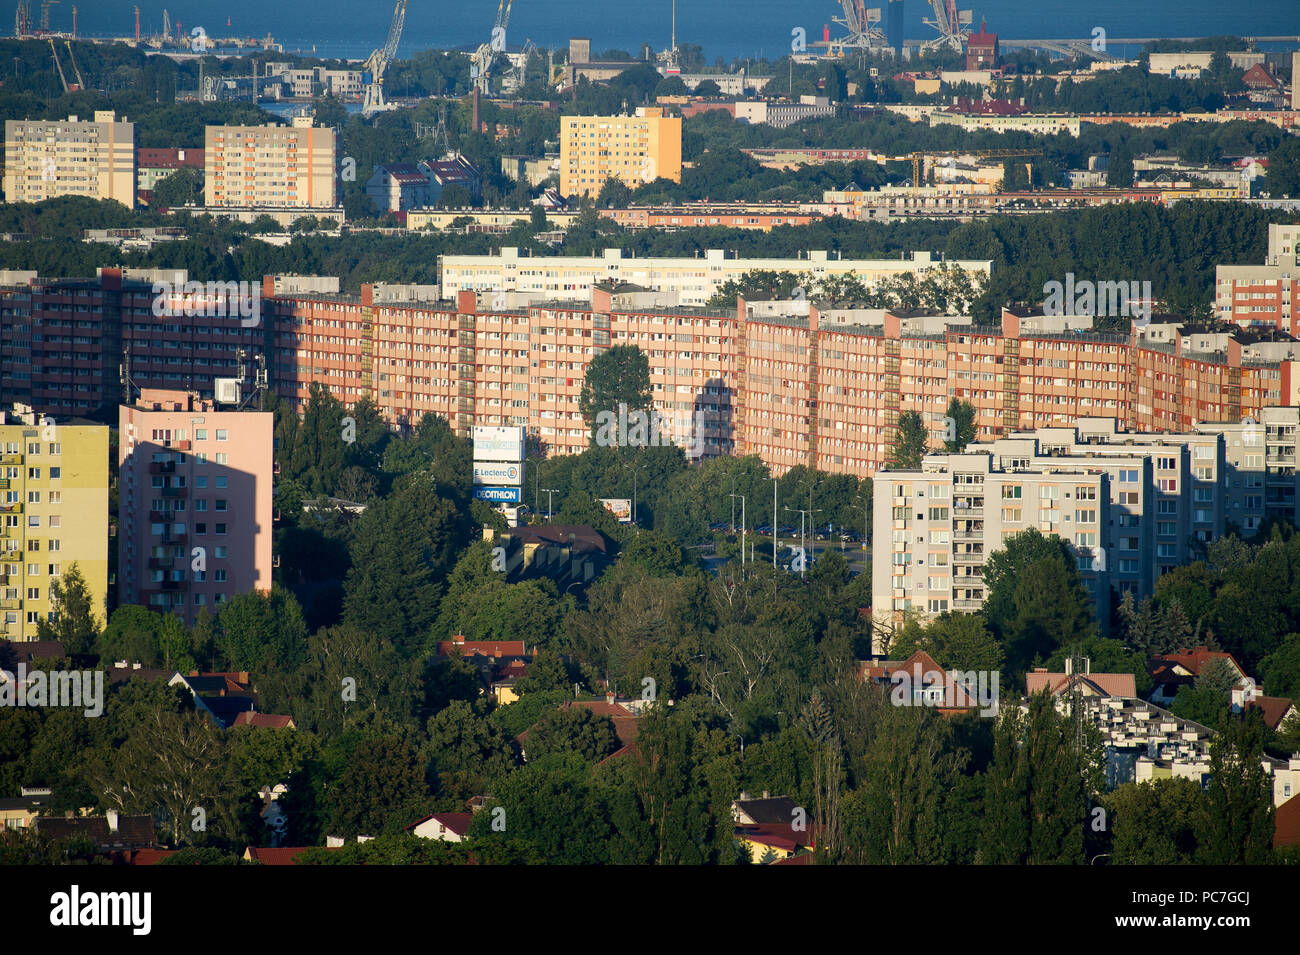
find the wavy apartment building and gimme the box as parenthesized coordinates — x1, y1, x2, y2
(0, 405, 109, 643)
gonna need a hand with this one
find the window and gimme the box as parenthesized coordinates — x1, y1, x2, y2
(1075, 509, 1096, 524)
(1157, 522, 1176, 537)
(1156, 456, 1176, 470)
(49, 467, 60, 480)
(214, 546, 227, 558)
(1119, 469, 1138, 483)
(196, 429, 207, 440)
(195, 476, 208, 489)
(1075, 532, 1097, 547)
(195, 523, 207, 535)
(1158, 478, 1178, 492)
(47, 564, 59, 576)
(47, 491, 60, 505)
(215, 499, 227, 512)
(1001, 507, 1022, 523)
(1076, 486, 1097, 500)
(215, 523, 227, 535)
(214, 569, 227, 582)
(48, 516, 59, 529)
(215, 476, 228, 488)
(48, 539, 59, 551)
(1119, 491, 1139, 505)
(195, 500, 207, 512)
(26, 468, 39, 480)
(26, 491, 39, 503)
(26, 564, 38, 576)
(928, 507, 948, 520)
(215, 429, 229, 441)
(1001, 486, 1022, 499)
(215, 453, 227, 465)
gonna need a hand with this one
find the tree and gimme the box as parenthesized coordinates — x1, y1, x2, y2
(423, 701, 517, 802)
(325, 733, 429, 838)
(979, 691, 1087, 864)
(525, 705, 619, 763)
(1264, 137, 1300, 198)
(890, 612, 1005, 673)
(1105, 778, 1202, 865)
(942, 397, 977, 452)
(841, 704, 963, 864)
(150, 166, 202, 208)
(36, 564, 100, 657)
(1197, 709, 1275, 864)
(578, 345, 653, 439)
(888, 411, 929, 469)
(216, 587, 309, 673)
(96, 604, 196, 671)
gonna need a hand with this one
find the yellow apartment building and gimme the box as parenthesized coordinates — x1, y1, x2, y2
(561, 108, 682, 198)
(205, 116, 337, 209)
(3, 111, 136, 207)
(0, 407, 109, 642)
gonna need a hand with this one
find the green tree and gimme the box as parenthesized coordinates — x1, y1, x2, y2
(36, 563, 100, 657)
(325, 733, 430, 837)
(1105, 778, 1202, 865)
(942, 397, 977, 452)
(525, 705, 620, 763)
(579, 345, 653, 440)
(979, 691, 1086, 864)
(217, 587, 309, 673)
(888, 411, 929, 468)
(1197, 709, 1275, 864)
(423, 701, 517, 802)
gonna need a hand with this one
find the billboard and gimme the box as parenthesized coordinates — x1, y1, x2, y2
(473, 461, 522, 485)
(599, 497, 633, 523)
(474, 486, 522, 503)
(472, 426, 524, 463)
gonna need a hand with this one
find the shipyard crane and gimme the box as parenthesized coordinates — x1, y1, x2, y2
(832, 0, 887, 50)
(64, 40, 85, 90)
(39, 0, 57, 33)
(471, 0, 514, 95)
(15, 1, 31, 37)
(362, 0, 407, 116)
(48, 37, 71, 92)
(921, 0, 972, 53)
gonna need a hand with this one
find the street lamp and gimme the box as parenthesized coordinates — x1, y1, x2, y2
(541, 487, 559, 523)
(730, 492, 746, 565)
(625, 461, 649, 530)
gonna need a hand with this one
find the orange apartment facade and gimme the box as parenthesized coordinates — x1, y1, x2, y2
(260, 283, 1300, 480)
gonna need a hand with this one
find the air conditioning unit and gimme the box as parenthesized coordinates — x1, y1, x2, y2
(214, 378, 242, 406)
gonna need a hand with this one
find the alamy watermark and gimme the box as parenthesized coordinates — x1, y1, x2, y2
(152, 279, 261, 328)
(0, 665, 104, 717)
(889, 663, 999, 717)
(1043, 273, 1151, 326)
(594, 402, 706, 457)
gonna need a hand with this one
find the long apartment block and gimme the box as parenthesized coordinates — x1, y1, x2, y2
(6, 258, 1300, 483)
(0, 405, 109, 643)
(117, 389, 273, 625)
(871, 414, 1300, 638)
(1216, 223, 1300, 335)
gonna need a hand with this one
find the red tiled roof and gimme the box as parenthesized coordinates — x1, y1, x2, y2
(380, 163, 429, 184)
(858, 650, 981, 710)
(1247, 696, 1296, 730)
(127, 848, 178, 865)
(244, 846, 329, 865)
(1242, 65, 1280, 90)
(1026, 671, 1136, 699)
(1150, 647, 1244, 679)
(736, 822, 819, 851)
(407, 812, 474, 836)
(438, 638, 529, 659)
(232, 712, 296, 730)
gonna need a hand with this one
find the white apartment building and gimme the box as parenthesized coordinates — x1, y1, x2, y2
(3, 111, 136, 207)
(872, 414, 1300, 638)
(437, 247, 994, 307)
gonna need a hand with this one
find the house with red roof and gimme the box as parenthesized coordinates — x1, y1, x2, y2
(858, 650, 987, 716)
(365, 162, 434, 214)
(516, 694, 645, 762)
(1147, 647, 1247, 707)
(965, 21, 999, 71)
(232, 712, 297, 730)
(408, 812, 474, 843)
(1026, 660, 1136, 700)
(419, 154, 482, 202)
(243, 846, 340, 865)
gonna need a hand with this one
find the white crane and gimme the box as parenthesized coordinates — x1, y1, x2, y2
(471, 0, 514, 96)
(921, 0, 972, 53)
(363, 0, 407, 117)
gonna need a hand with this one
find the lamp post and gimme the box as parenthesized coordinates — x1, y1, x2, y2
(625, 461, 649, 529)
(730, 493, 746, 565)
(541, 487, 558, 523)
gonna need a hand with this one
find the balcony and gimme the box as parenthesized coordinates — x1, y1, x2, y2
(0, 503, 21, 515)
(149, 510, 169, 522)
(161, 486, 189, 499)
(148, 461, 176, 475)
(161, 532, 187, 544)
(953, 524, 983, 541)
(147, 557, 174, 570)
(953, 598, 983, 611)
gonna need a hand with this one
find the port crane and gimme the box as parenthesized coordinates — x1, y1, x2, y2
(64, 39, 85, 89)
(48, 36, 77, 92)
(921, 0, 972, 53)
(471, 0, 514, 95)
(362, 0, 407, 116)
(832, 0, 887, 50)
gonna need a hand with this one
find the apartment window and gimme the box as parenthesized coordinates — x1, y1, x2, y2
(47, 491, 60, 505)
(196, 476, 208, 489)
(214, 546, 227, 558)
(1118, 469, 1138, 483)
(48, 539, 59, 551)
(195, 500, 208, 512)
(48, 516, 59, 529)
(1001, 486, 1022, 499)
(196, 429, 208, 440)
(1076, 487, 1097, 500)
(1157, 543, 1177, 558)
(48, 467, 60, 480)
(1075, 509, 1096, 524)
(929, 530, 950, 545)
(928, 599, 949, 613)
(216, 429, 229, 441)
(26, 443, 39, 455)
(1118, 559, 1139, 573)
(26, 468, 39, 480)
(214, 569, 227, 582)
(215, 499, 228, 512)
(215, 476, 228, 488)
(1075, 532, 1097, 547)
(195, 523, 207, 535)
(215, 453, 228, 465)
(927, 576, 947, 591)
(1157, 522, 1176, 537)
(1156, 457, 1176, 470)
(48, 564, 59, 576)
(26, 491, 39, 504)
(1119, 491, 1139, 505)
(215, 523, 227, 535)
(27, 588, 39, 600)
(1158, 478, 1178, 492)
(1001, 507, 1022, 523)
(48, 443, 60, 455)
(26, 564, 38, 576)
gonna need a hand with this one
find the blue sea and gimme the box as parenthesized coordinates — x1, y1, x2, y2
(56, 1, 1300, 63)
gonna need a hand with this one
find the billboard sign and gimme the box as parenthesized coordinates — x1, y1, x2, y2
(472, 426, 524, 463)
(474, 486, 522, 503)
(473, 461, 522, 485)
(599, 497, 633, 523)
